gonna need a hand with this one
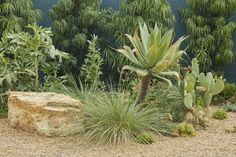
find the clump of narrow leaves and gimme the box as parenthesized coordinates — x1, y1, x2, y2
(81, 91, 174, 145)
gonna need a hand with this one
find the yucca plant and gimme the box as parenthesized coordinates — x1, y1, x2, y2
(117, 23, 186, 105)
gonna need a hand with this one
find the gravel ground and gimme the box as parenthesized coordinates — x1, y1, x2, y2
(1, 112, 236, 157)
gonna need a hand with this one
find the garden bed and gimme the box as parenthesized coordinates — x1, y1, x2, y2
(1, 109, 236, 157)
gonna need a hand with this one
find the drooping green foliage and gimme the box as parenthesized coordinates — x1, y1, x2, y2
(180, 0, 236, 72)
(221, 83, 236, 100)
(0, 24, 74, 116)
(151, 83, 188, 123)
(0, 0, 41, 37)
(110, 0, 175, 45)
(183, 58, 225, 126)
(117, 22, 186, 105)
(80, 35, 104, 88)
(49, 0, 102, 73)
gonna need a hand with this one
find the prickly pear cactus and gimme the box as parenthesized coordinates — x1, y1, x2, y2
(183, 58, 225, 127)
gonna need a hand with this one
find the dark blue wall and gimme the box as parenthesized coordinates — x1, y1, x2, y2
(33, 0, 58, 27)
(33, 0, 236, 82)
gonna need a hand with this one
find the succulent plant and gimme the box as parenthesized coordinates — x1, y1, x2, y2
(222, 102, 236, 112)
(117, 22, 186, 105)
(183, 58, 225, 126)
(136, 132, 156, 144)
(176, 122, 196, 137)
(213, 108, 228, 120)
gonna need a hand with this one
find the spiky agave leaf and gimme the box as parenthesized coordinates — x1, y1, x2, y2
(117, 22, 186, 83)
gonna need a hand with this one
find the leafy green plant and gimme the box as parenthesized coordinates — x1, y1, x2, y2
(0, 24, 73, 116)
(155, 83, 188, 123)
(0, 91, 8, 118)
(117, 22, 186, 105)
(183, 58, 225, 126)
(180, 0, 236, 72)
(49, 0, 102, 74)
(136, 132, 156, 144)
(0, 24, 72, 91)
(176, 122, 196, 137)
(80, 35, 104, 89)
(221, 83, 236, 100)
(0, 0, 41, 37)
(222, 102, 236, 112)
(81, 92, 173, 145)
(212, 108, 228, 120)
(49, 0, 175, 82)
(42, 73, 174, 145)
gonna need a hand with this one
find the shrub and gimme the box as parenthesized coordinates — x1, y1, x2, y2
(148, 83, 188, 123)
(80, 35, 104, 89)
(0, 0, 41, 37)
(81, 92, 174, 145)
(213, 108, 228, 120)
(222, 102, 236, 112)
(0, 24, 74, 116)
(176, 122, 197, 137)
(221, 83, 236, 99)
(180, 0, 236, 72)
(49, 0, 102, 75)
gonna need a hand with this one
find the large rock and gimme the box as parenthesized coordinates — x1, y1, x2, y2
(8, 92, 84, 137)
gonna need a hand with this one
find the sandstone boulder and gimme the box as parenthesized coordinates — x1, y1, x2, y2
(8, 92, 84, 137)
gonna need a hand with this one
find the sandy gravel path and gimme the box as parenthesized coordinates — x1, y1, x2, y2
(1, 112, 236, 157)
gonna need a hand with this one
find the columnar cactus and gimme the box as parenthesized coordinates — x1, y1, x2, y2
(183, 58, 224, 126)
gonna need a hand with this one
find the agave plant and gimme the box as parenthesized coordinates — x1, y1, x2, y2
(117, 23, 186, 105)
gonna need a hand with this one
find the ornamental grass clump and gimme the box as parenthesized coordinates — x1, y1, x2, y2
(82, 92, 173, 145)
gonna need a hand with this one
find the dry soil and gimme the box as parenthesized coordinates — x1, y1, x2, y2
(1, 112, 236, 157)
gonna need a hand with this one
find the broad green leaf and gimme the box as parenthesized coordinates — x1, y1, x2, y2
(139, 22, 150, 52)
(159, 71, 180, 86)
(151, 60, 169, 73)
(184, 93, 193, 109)
(116, 47, 142, 67)
(152, 73, 173, 87)
(125, 34, 147, 66)
(121, 65, 149, 77)
(146, 39, 158, 66)
(164, 37, 186, 64)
